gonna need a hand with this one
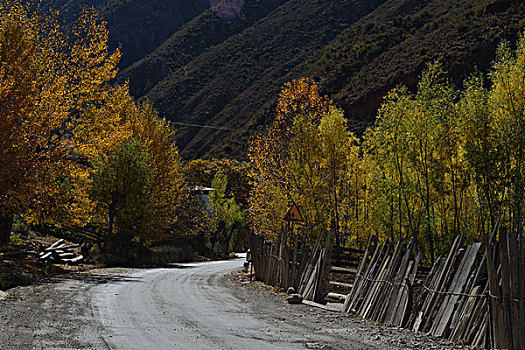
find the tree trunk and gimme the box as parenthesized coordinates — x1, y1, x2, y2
(224, 223, 239, 257)
(104, 203, 116, 252)
(212, 221, 226, 257)
(0, 212, 13, 248)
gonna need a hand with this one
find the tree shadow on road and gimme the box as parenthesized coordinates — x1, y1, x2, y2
(46, 273, 144, 285)
(43, 264, 196, 285)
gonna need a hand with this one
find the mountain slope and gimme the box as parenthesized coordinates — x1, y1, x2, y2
(42, 0, 525, 159)
(308, 0, 525, 134)
(112, 0, 525, 159)
(46, 0, 210, 68)
(118, 0, 289, 98)
(207, 0, 525, 159)
(134, 0, 388, 158)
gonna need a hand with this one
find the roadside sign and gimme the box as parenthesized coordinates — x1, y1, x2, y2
(284, 203, 304, 222)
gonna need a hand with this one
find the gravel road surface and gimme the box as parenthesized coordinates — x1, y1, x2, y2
(93, 259, 323, 349)
(0, 258, 467, 349)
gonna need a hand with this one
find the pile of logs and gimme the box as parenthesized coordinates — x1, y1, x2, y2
(38, 239, 83, 265)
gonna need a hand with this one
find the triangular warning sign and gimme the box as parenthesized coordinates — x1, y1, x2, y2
(284, 203, 304, 222)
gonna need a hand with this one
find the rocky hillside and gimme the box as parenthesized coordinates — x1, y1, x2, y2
(44, 0, 525, 159)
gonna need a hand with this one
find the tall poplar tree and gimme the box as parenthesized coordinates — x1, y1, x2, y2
(0, 2, 120, 246)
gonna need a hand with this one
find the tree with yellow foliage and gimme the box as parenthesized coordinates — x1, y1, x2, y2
(248, 78, 333, 242)
(90, 138, 150, 246)
(88, 97, 186, 249)
(130, 102, 186, 242)
(0, 1, 186, 251)
(248, 34, 525, 263)
(318, 108, 357, 246)
(488, 34, 525, 227)
(249, 79, 362, 248)
(0, 1, 120, 246)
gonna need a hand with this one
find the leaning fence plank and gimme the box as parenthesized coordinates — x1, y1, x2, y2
(486, 233, 504, 349)
(395, 252, 420, 327)
(499, 231, 514, 350)
(371, 238, 404, 322)
(410, 256, 443, 332)
(472, 312, 488, 348)
(507, 229, 522, 350)
(359, 239, 393, 318)
(385, 235, 417, 325)
(463, 286, 488, 345)
(347, 237, 386, 314)
(420, 236, 464, 332)
(519, 228, 525, 350)
(448, 246, 486, 335)
(303, 250, 322, 301)
(344, 235, 377, 308)
(431, 242, 481, 337)
(449, 285, 481, 341)
(344, 236, 380, 313)
(298, 231, 324, 293)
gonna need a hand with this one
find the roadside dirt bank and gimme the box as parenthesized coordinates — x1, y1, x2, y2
(0, 268, 135, 349)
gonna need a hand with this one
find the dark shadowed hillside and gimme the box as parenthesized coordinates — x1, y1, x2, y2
(42, 0, 525, 159)
(118, 0, 289, 98)
(138, 0, 387, 158)
(45, 0, 210, 68)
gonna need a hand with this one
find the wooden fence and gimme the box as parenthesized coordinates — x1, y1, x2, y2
(250, 226, 525, 349)
(248, 225, 314, 292)
(343, 234, 420, 327)
(248, 228, 334, 303)
(330, 246, 363, 269)
(344, 229, 525, 349)
(297, 229, 334, 302)
(486, 226, 525, 349)
(406, 236, 486, 345)
(325, 245, 363, 293)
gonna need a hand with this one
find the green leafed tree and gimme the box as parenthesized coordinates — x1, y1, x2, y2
(318, 108, 357, 246)
(90, 138, 150, 247)
(457, 73, 504, 236)
(88, 100, 187, 250)
(210, 171, 245, 257)
(488, 33, 525, 226)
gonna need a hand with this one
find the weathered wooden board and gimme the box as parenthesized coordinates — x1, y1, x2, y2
(430, 242, 481, 337)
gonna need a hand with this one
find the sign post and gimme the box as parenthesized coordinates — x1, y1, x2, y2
(283, 202, 304, 287)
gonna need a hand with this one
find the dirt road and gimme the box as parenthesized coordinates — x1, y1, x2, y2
(93, 259, 380, 349)
(0, 258, 465, 349)
(95, 259, 350, 349)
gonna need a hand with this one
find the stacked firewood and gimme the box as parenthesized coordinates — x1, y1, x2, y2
(38, 239, 83, 265)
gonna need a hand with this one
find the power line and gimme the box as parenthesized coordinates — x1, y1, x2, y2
(170, 121, 232, 131)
